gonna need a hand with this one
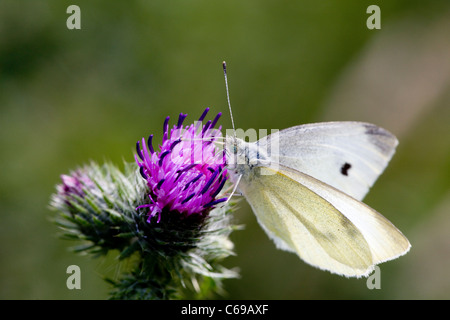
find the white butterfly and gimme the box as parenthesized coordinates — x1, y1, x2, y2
(222, 62, 410, 278)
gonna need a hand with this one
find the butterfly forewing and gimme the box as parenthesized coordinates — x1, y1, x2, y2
(258, 122, 398, 201)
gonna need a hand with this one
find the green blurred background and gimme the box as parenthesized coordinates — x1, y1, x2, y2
(1, 0, 449, 299)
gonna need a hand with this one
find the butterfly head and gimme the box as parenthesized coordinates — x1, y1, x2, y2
(225, 135, 272, 181)
(225, 135, 244, 171)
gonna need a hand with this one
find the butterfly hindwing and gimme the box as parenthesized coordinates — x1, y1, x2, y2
(238, 165, 409, 277)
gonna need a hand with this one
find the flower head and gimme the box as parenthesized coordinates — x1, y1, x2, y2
(51, 109, 239, 300)
(135, 108, 228, 223)
(56, 170, 95, 204)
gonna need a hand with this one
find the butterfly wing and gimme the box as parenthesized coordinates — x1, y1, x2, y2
(238, 165, 410, 277)
(257, 122, 398, 201)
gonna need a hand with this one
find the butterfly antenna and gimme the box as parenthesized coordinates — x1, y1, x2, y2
(223, 61, 236, 139)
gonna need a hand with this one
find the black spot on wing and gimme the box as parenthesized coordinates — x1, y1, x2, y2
(341, 162, 352, 176)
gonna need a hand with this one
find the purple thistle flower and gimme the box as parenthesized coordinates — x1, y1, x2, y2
(135, 108, 228, 223)
(57, 170, 94, 200)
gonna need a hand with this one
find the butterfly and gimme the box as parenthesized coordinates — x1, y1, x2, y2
(222, 62, 410, 277)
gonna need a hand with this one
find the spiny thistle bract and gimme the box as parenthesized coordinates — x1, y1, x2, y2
(50, 109, 239, 299)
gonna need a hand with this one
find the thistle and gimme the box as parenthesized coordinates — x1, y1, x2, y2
(135, 107, 228, 222)
(50, 108, 239, 299)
